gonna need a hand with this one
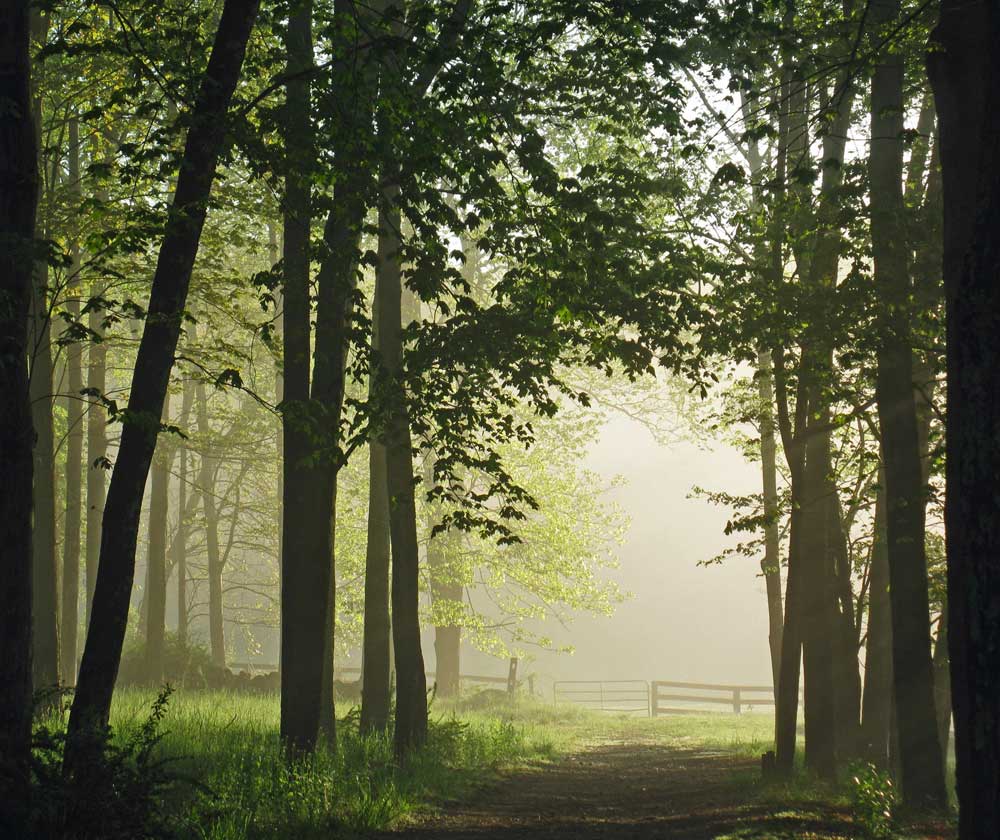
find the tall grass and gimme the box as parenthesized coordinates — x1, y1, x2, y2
(99, 689, 558, 839)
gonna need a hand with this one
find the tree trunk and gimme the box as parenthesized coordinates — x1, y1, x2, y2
(928, 0, 1000, 832)
(277, 0, 318, 753)
(757, 348, 783, 694)
(932, 602, 952, 769)
(871, 0, 947, 808)
(0, 0, 38, 824)
(30, 240, 60, 702)
(196, 382, 225, 668)
(66, 0, 260, 761)
(361, 309, 393, 733)
(144, 391, 171, 683)
(61, 115, 84, 685)
(175, 380, 193, 647)
(378, 193, 428, 758)
(861, 476, 893, 767)
(799, 402, 838, 780)
(427, 458, 462, 698)
(85, 277, 107, 627)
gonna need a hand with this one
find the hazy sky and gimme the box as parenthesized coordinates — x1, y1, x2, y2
(460, 409, 776, 692)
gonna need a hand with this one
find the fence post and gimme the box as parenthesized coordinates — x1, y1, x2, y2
(507, 657, 519, 695)
(733, 687, 741, 714)
(528, 674, 535, 696)
(650, 682, 657, 717)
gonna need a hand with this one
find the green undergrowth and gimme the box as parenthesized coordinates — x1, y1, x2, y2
(42, 689, 561, 839)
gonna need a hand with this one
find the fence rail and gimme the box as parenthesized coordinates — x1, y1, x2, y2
(226, 663, 521, 691)
(651, 680, 775, 715)
(554, 680, 651, 716)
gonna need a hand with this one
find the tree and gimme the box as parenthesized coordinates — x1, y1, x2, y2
(66, 0, 261, 770)
(869, 0, 946, 808)
(928, 0, 1000, 833)
(0, 0, 39, 828)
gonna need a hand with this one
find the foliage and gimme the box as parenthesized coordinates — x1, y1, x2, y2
(849, 761, 899, 839)
(31, 689, 183, 839)
(99, 689, 556, 839)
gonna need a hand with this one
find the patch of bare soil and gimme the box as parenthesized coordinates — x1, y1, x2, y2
(375, 740, 864, 839)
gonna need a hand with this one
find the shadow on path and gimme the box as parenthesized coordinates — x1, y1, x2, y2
(376, 742, 858, 839)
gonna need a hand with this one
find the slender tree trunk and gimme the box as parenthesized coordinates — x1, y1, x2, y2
(861, 476, 893, 767)
(426, 458, 462, 698)
(196, 383, 225, 668)
(757, 348, 783, 693)
(378, 192, 428, 758)
(145, 391, 171, 683)
(66, 0, 260, 763)
(61, 116, 84, 684)
(871, 0, 946, 807)
(85, 279, 107, 627)
(928, 1, 1000, 832)
(175, 379, 193, 647)
(932, 602, 952, 767)
(361, 305, 393, 733)
(0, 1, 39, 825)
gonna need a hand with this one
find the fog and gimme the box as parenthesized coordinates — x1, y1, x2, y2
(453, 410, 770, 690)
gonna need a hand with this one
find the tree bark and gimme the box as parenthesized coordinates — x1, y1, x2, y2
(427, 457, 462, 698)
(0, 0, 38, 825)
(175, 379, 194, 646)
(61, 116, 84, 685)
(757, 349, 783, 694)
(144, 391, 171, 683)
(66, 0, 260, 761)
(870, 0, 946, 807)
(196, 382, 225, 668)
(378, 193, 428, 758)
(361, 305, 393, 734)
(861, 476, 893, 767)
(928, 0, 1000, 832)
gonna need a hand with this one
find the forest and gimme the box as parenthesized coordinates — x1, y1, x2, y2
(0, 0, 998, 837)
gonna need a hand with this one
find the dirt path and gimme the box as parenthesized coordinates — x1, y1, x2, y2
(378, 739, 862, 839)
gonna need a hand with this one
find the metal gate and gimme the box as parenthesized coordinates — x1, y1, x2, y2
(553, 680, 650, 716)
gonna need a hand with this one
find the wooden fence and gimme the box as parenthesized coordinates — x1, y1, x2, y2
(650, 680, 775, 715)
(227, 660, 531, 694)
(553, 680, 651, 715)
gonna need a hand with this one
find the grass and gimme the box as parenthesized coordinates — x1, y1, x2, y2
(94, 689, 561, 839)
(40, 691, 954, 839)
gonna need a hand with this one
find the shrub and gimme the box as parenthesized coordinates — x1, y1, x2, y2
(850, 761, 898, 839)
(32, 688, 187, 839)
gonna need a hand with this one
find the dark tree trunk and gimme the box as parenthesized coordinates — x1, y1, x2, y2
(66, 0, 260, 764)
(278, 0, 318, 753)
(378, 194, 428, 758)
(928, 0, 1000, 833)
(0, 0, 38, 826)
(828, 481, 862, 759)
(61, 116, 83, 685)
(28, 0, 58, 708)
(870, 0, 947, 808)
(861, 477, 894, 767)
(145, 391, 171, 684)
(757, 349, 783, 694)
(361, 313, 393, 734)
